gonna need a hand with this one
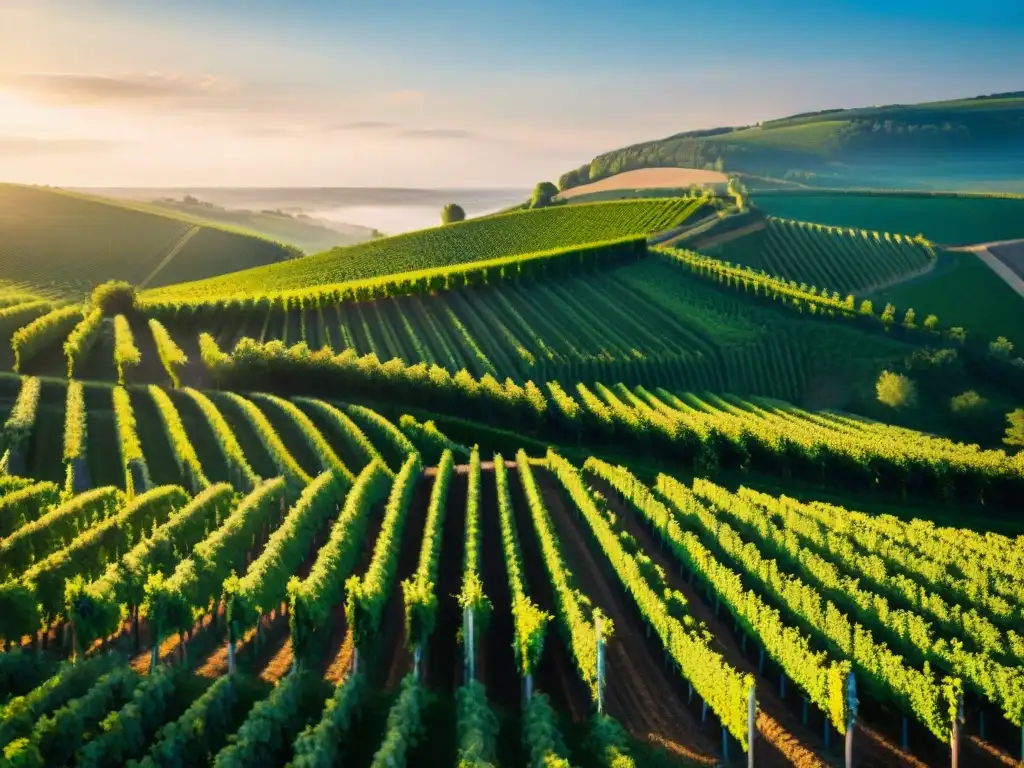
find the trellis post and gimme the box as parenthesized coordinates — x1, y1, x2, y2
(845, 672, 857, 768)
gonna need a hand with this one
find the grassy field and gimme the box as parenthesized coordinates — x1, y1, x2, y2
(0, 185, 297, 299)
(701, 215, 935, 294)
(870, 250, 1024, 347)
(141, 197, 704, 300)
(752, 191, 1024, 246)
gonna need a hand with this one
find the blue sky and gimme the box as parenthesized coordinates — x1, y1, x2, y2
(0, 0, 1021, 187)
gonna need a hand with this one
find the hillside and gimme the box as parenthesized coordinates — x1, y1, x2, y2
(701, 215, 936, 295)
(97, 193, 382, 252)
(141, 197, 706, 302)
(752, 190, 1024, 246)
(2, 182, 1024, 768)
(0, 185, 299, 300)
(559, 91, 1024, 192)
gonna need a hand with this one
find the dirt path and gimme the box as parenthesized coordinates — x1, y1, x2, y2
(379, 473, 432, 691)
(684, 218, 767, 250)
(535, 469, 721, 765)
(425, 467, 467, 692)
(587, 474, 928, 768)
(555, 168, 727, 201)
(972, 248, 1024, 297)
(139, 225, 201, 289)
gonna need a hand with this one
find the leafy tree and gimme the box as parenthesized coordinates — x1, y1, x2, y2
(529, 182, 559, 209)
(876, 370, 917, 409)
(902, 308, 916, 329)
(880, 303, 896, 327)
(558, 168, 586, 192)
(859, 299, 874, 316)
(947, 326, 967, 344)
(989, 336, 1014, 360)
(91, 280, 137, 317)
(950, 390, 986, 414)
(441, 203, 465, 225)
(1005, 408, 1024, 448)
(923, 314, 939, 331)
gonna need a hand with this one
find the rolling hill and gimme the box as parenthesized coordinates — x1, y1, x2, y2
(558, 91, 1024, 192)
(0, 185, 299, 300)
(141, 197, 706, 302)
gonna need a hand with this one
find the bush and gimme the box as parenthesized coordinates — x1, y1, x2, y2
(441, 203, 465, 225)
(950, 390, 986, 414)
(91, 281, 137, 316)
(530, 181, 559, 209)
(1005, 408, 1024, 448)
(876, 370, 917, 409)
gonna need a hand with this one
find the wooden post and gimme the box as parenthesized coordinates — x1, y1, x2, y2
(227, 637, 235, 674)
(845, 672, 857, 768)
(951, 693, 963, 768)
(722, 726, 729, 761)
(702, 700, 709, 724)
(747, 683, 756, 768)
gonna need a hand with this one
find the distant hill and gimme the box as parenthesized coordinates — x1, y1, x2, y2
(0, 185, 298, 300)
(82, 192, 383, 252)
(559, 92, 1024, 192)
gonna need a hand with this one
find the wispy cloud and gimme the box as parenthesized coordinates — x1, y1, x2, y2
(0, 137, 128, 154)
(327, 120, 400, 132)
(0, 72, 234, 105)
(398, 128, 476, 140)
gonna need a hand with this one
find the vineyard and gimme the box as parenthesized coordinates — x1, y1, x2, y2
(0, 186, 297, 300)
(1, 188, 1023, 768)
(752, 191, 1024, 248)
(140, 197, 706, 302)
(7, 251, 914, 407)
(701, 217, 936, 295)
(0, 382, 1022, 766)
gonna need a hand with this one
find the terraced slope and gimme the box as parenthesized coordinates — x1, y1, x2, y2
(702, 216, 936, 294)
(141, 197, 705, 301)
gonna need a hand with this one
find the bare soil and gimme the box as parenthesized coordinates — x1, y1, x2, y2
(555, 168, 729, 200)
(534, 468, 721, 765)
(588, 474, 994, 768)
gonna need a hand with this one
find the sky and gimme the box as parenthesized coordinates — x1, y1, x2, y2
(0, 0, 1022, 188)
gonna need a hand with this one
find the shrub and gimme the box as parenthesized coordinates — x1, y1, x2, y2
(91, 281, 137, 316)
(876, 370, 917, 409)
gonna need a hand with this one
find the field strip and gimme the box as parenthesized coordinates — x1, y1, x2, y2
(683, 218, 767, 250)
(139, 225, 201, 289)
(970, 248, 1024, 298)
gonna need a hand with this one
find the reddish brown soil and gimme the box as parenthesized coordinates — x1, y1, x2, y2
(377, 472, 432, 691)
(425, 466, 467, 692)
(476, 467, 522, 711)
(505, 467, 591, 722)
(534, 468, 721, 765)
(587, 474, 975, 768)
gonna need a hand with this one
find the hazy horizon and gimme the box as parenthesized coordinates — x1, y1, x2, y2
(2, 0, 1022, 188)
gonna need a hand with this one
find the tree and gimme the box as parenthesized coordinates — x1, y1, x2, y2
(91, 280, 137, 317)
(441, 203, 465, 225)
(989, 336, 1014, 360)
(948, 326, 967, 344)
(950, 390, 986, 414)
(859, 299, 874, 316)
(923, 314, 939, 331)
(880, 303, 896, 327)
(1005, 408, 1024, 448)
(876, 370, 917, 409)
(529, 182, 559, 209)
(902, 308, 916, 329)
